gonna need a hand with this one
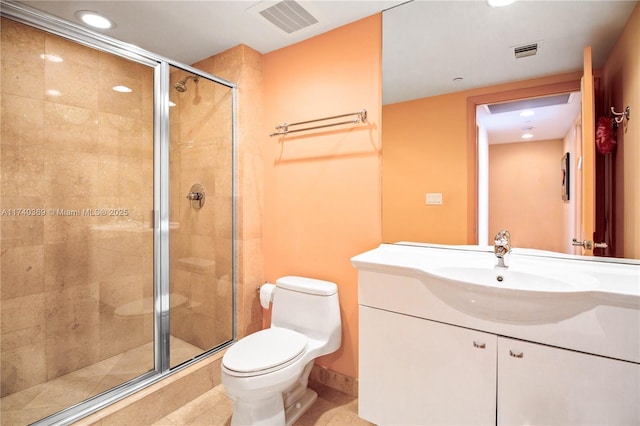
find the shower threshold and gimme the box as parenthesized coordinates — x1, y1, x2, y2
(1, 336, 203, 425)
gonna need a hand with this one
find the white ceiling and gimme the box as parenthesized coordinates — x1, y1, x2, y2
(477, 92, 582, 144)
(12, 0, 639, 143)
(18, 0, 402, 64)
(382, 0, 637, 104)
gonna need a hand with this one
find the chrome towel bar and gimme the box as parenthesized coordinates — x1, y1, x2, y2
(269, 109, 367, 136)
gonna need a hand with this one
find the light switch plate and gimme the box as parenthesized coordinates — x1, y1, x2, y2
(426, 193, 443, 205)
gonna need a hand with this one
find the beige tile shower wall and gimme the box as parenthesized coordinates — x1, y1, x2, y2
(193, 45, 265, 339)
(168, 68, 234, 351)
(0, 18, 154, 396)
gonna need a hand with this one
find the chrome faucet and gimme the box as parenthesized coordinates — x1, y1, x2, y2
(494, 230, 511, 268)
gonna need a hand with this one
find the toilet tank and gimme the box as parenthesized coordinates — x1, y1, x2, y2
(271, 276, 341, 351)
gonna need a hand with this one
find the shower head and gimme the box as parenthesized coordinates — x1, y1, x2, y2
(174, 75, 199, 92)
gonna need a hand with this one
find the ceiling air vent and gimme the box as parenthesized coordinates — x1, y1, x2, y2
(259, 1, 319, 34)
(514, 42, 539, 59)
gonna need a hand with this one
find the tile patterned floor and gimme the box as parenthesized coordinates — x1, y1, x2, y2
(153, 381, 373, 426)
(0, 337, 203, 425)
(1, 337, 370, 426)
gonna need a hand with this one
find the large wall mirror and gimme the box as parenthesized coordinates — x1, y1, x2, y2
(381, 0, 639, 260)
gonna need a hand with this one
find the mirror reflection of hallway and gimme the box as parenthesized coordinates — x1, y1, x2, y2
(476, 92, 581, 254)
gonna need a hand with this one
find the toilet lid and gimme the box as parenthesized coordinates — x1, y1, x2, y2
(223, 327, 307, 376)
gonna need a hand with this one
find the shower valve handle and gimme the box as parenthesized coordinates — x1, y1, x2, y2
(186, 183, 205, 209)
(187, 192, 203, 201)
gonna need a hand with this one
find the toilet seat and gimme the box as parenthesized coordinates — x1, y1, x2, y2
(223, 327, 308, 377)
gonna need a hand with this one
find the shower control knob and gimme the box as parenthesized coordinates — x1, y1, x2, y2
(187, 184, 205, 209)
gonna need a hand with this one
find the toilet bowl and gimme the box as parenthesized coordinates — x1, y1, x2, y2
(221, 276, 341, 425)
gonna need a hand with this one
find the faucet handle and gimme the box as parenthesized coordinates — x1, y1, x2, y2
(494, 229, 511, 257)
(494, 229, 511, 245)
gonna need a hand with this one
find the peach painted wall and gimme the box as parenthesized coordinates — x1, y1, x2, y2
(601, 3, 640, 259)
(382, 71, 583, 244)
(489, 139, 565, 252)
(383, 91, 469, 244)
(262, 15, 382, 379)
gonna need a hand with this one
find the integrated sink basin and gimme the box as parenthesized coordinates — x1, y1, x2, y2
(431, 266, 585, 292)
(426, 265, 600, 324)
(352, 243, 640, 325)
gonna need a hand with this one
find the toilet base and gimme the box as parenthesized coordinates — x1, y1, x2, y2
(228, 387, 318, 426)
(285, 388, 318, 426)
(230, 393, 285, 426)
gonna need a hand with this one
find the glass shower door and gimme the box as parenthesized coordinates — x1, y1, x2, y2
(168, 65, 234, 368)
(1, 18, 155, 424)
(1, 7, 236, 423)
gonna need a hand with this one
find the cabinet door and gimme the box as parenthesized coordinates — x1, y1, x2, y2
(498, 337, 640, 425)
(359, 306, 496, 425)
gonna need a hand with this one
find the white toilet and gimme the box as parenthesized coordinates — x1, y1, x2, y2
(221, 276, 342, 425)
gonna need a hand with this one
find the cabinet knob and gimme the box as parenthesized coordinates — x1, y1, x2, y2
(509, 350, 524, 358)
(473, 341, 486, 349)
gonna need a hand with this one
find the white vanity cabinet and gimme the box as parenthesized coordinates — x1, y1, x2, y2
(353, 243, 640, 425)
(359, 306, 497, 425)
(360, 306, 640, 425)
(497, 337, 640, 425)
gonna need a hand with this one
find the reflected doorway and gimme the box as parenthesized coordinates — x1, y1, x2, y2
(470, 83, 584, 254)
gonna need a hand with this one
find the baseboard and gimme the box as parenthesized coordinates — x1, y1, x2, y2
(309, 364, 358, 397)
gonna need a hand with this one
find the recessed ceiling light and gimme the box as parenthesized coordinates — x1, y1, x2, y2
(519, 109, 535, 117)
(75, 10, 114, 29)
(488, 0, 517, 7)
(522, 133, 534, 139)
(40, 53, 63, 63)
(112, 85, 132, 93)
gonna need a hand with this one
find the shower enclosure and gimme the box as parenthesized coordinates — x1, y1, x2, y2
(0, 4, 235, 425)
